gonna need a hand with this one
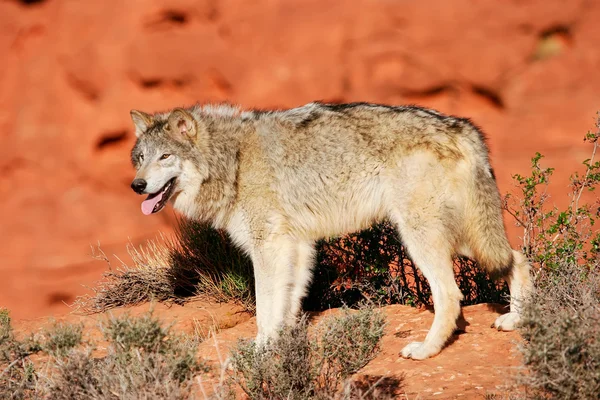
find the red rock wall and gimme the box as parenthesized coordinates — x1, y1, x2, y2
(1, 0, 599, 318)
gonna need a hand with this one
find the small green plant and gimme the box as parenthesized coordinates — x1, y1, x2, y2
(0, 308, 11, 344)
(41, 321, 83, 357)
(103, 311, 168, 354)
(315, 306, 387, 381)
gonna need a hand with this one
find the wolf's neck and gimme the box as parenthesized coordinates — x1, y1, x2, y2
(176, 114, 250, 227)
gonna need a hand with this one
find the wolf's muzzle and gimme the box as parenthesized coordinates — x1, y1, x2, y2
(131, 178, 147, 194)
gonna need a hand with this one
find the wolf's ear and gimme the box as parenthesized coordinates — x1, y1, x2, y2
(130, 110, 153, 137)
(167, 108, 198, 140)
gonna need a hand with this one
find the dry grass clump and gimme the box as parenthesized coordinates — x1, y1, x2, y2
(517, 262, 600, 399)
(75, 239, 182, 313)
(171, 219, 255, 312)
(228, 306, 397, 400)
(76, 219, 255, 314)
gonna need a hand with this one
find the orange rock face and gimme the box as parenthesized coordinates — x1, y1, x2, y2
(1, 0, 599, 319)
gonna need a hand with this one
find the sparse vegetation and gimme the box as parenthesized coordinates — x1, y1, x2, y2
(0, 310, 84, 399)
(47, 311, 206, 400)
(501, 114, 600, 399)
(228, 306, 396, 400)
(518, 263, 599, 399)
(40, 321, 83, 357)
(0, 310, 206, 400)
(0, 307, 391, 399)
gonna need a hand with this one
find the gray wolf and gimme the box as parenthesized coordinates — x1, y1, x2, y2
(129, 102, 532, 360)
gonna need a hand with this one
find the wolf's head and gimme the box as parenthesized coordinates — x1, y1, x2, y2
(129, 108, 209, 215)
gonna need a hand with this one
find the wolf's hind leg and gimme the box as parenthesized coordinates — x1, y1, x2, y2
(252, 238, 295, 345)
(286, 241, 316, 325)
(493, 250, 533, 331)
(391, 212, 463, 360)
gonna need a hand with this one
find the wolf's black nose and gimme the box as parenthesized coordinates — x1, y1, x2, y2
(131, 179, 147, 194)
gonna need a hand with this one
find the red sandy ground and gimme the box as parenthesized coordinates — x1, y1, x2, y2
(13, 300, 522, 399)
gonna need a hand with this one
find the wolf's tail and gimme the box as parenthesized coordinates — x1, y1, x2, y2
(463, 160, 514, 278)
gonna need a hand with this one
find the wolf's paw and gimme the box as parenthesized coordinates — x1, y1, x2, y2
(400, 342, 438, 360)
(492, 312, 521, 331)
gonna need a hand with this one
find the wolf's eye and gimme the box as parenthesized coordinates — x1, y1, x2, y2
(139, 154, 144, 162)
(160, 154, 171, 160)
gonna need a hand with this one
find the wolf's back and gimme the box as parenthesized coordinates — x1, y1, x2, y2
(252, 103, 514, 275)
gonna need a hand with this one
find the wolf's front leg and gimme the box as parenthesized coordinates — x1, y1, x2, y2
(286, 241, 316, 325)
(251, 237, 295, 345)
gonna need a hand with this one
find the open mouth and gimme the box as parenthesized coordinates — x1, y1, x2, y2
(141, 177, 177, 215)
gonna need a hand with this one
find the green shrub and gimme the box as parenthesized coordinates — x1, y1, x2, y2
(503, 113, 600, 399)
(503, 116, 600, 269)
(0, 309, 41, 400)
(102, 311, 168, 354)
(41, 321, 83, 357)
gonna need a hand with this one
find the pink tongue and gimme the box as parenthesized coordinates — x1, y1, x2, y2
(141, 191, 164, 215)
